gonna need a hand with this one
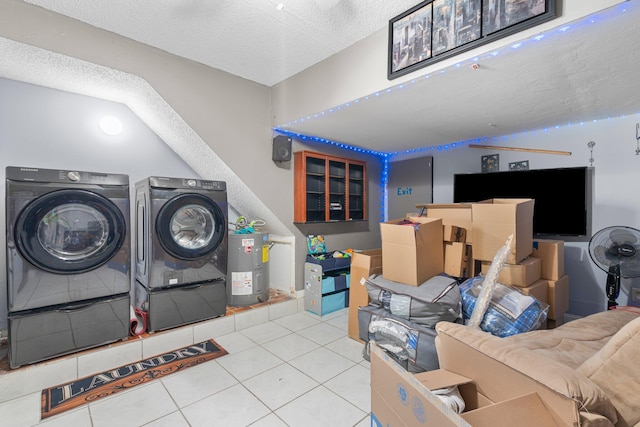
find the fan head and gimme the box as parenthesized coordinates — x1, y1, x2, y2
(589, 226, 640, 278)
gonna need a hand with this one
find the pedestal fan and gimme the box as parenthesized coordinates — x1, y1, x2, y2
(588, 226, 640, 309)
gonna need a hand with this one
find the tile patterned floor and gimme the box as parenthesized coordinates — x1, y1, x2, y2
(0, 296, 371, 427)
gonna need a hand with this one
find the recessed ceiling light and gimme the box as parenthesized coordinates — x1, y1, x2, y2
(100, 116, 123, 136)
(276, 3, 285, 10)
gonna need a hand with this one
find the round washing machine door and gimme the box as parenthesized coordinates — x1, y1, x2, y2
(156, 193, 226, 260)
(15, 189, 127, 274)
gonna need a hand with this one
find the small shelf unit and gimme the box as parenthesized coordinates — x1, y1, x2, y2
(294, 150, 367, 223)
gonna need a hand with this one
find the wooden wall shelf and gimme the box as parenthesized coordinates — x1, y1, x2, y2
(294, 150, 367, 224)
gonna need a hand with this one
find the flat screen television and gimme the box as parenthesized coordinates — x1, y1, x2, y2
(453, 166, 593, 241)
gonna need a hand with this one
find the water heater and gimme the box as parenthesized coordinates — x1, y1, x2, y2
(227, 232, 270, 306)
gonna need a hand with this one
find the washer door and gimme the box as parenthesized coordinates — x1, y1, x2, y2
(15, 189, 127, 274)
(156, 193, 226, 260)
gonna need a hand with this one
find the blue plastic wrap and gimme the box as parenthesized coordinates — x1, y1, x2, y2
(460, 275, 549, 337)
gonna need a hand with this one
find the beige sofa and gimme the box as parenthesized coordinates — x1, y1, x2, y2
(435, 309, 640, 427)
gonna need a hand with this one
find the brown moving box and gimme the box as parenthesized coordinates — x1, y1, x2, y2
(348, 249, 382, 341)
(480, 257, 541, 287)
(380, 216, 443, 286)
(518, 279, 549, 304)
(444, 242, 472, 279)
(532, 239, 565, 280)
(444, 225, 467, 243)
(371, 343, 573, 427)
(419, 203, 473, 243)
(472, 199, 534, 264)
(547, 275, 570, 320)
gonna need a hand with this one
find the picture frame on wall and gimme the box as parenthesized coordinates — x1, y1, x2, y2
(481, 154, 499, 172)
(483, 0, 550, 36)
(509, 160, 530, 171)
(388, 0, 556, 80)
(389, 1, 433, 76)
(432, 0, 481, 56)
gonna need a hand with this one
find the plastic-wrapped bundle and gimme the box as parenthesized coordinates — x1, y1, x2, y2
(358, 305, 441, 372)
(365, 274, 462, 327)
(460, 275, 549, 337)
(368, 315, 418, 361)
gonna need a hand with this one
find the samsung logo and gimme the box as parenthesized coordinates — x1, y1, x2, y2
(20, 168, 38, 172)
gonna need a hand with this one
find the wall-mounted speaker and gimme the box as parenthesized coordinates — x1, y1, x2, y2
(272, 135, 292, 162)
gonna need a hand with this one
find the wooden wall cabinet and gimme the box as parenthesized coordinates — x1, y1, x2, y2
(294, 150, 367, 223)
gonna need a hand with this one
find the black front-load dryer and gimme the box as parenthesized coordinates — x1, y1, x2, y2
(134, 176, 228, 332)
(135, 176, 228, 289)
(5, 166, 131, 368)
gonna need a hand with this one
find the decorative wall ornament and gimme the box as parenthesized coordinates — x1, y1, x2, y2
(481, 154, 499, 172)
(509, 160, 529, 171)
(587, 140, 596, 166)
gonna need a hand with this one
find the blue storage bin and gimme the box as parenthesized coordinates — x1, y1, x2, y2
(321, 276, 336, 294)
(321, 290, 348, 316)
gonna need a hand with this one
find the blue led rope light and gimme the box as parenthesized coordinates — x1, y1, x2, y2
(275, 2, 632, 149)
(275, 3, 635, 221)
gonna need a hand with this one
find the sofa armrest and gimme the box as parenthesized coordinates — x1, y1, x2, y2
(578, 315, 640, 427)
(435, 322, 618, 426)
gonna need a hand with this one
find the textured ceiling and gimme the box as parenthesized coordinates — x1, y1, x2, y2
(19, 0, 640, 156)
(22, 0, 419, 87)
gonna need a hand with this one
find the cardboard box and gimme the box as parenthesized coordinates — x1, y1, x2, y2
(370, 343, 571, 427)
(480, 257, 541, 287)
(380, 217, 443, 286)
(444, 225, 467, 243)
(547, 275, 570, 320)
(444, 242, 472, 278)
(472, 199, 534, 264)
(419, 203, 473, 243)
(532, 239, 565, 280)
(348, 249, 382, 341)
(518, 279, 548, 304)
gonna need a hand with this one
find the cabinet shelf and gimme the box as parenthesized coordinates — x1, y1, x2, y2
(294, 150, 367, 223)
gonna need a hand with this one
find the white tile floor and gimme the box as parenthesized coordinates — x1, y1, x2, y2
(0, 302, 371, 427)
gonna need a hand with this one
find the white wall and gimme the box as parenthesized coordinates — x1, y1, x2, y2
(429, 114, 640, 315)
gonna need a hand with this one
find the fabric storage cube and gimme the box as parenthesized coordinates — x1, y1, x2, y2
(321, 290, 349, 316)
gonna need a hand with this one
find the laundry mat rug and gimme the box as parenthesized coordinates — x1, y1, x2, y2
(41, 339, 227, 419)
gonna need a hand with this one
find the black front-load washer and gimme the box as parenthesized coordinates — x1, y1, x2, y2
(5, 166, 131, 368)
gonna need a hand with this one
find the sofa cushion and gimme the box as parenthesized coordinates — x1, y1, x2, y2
(578, 314, 640, 427)
(506, 310, 640, 369)
(436, 321, 619, 425)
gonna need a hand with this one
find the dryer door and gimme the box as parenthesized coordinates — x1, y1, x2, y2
(15, 189, 127, 274)
(156, 193, 226, 260)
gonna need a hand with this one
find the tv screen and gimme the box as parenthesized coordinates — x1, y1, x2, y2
(453, 166, 593, 241)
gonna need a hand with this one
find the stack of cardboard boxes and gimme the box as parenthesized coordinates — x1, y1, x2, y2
(363, 199, 574, 426)
(533, 239, 569, 328)
(424, 204, 473, 280)
(347, 216, 445, 342)
(348, 198, 571, 340)
(425, 199, 570, 329)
